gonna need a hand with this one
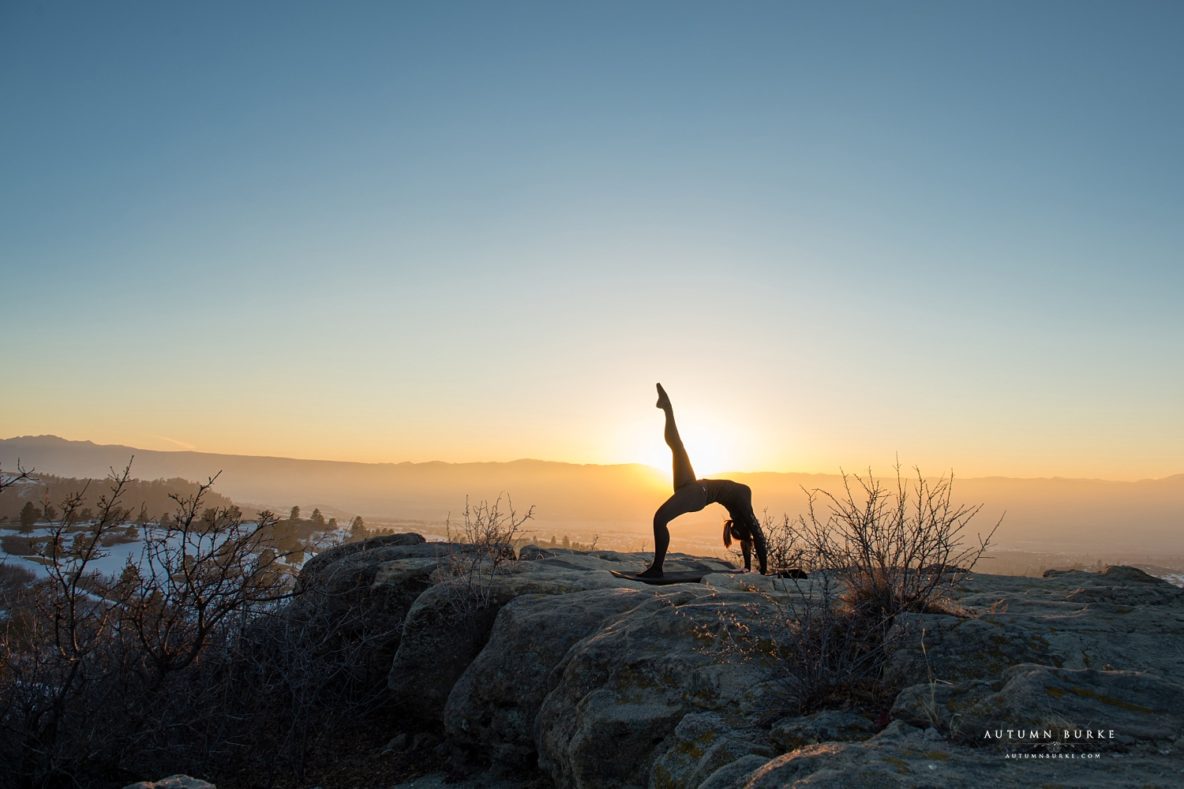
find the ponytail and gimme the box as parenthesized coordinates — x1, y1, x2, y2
(722, 519, 735, 548)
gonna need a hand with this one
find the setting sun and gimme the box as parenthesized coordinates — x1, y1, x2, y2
(634, 412, 750, 480)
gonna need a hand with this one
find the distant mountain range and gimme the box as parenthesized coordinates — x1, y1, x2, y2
(2, 435, 1182, 553)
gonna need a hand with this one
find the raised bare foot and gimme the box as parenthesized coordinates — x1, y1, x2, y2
(655, 383, 671, 410)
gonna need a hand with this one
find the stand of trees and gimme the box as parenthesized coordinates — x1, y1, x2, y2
(0, 473, 236, 526)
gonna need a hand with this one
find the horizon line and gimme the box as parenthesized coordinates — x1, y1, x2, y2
(3, 434, 1181, 485)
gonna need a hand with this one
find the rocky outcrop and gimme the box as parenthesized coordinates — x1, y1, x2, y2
(299, 537, 1184, 788)
(535, 588, 789, 788)
(122, 777, 215, 789)
(386, 548, 736, 724)
(286, 533, 447, 696)
(769, 709, 877, 750)
(649, 713, 775, 789)
(730, 719, 1184, 788)
(445, 587, 652, 765)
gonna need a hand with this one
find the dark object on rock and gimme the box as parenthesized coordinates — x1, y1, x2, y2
(299, 532, 426, 584)
(518, 544, 553, 560)
(1102, 565, 1161, 583)
(776, 568, 808, 579)
(609, 569, 743, 585)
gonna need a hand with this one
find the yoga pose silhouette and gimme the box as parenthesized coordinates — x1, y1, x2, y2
(640, 384, 768, 578)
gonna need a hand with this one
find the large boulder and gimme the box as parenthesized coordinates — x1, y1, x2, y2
(884, 613, 1054, 688)
(535, 588, 791, 789)
(890, 677, 995, 732)
(297, 531, 427, 586)
(444, 587, 654, 766)
(769, 709, 878, 750)
(737, 724, 982, 788)
(697, 754, 772, 789)
(887, 567, 1184, 693)
(726, 719, 1184, 788)
(284, 534, 444, 694)
(648, 712, 775, 789)
(389, 551, 735, 724)
(951, 664, 1184, 751)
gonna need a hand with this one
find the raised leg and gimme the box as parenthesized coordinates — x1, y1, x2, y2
(657, 383, 696, 491)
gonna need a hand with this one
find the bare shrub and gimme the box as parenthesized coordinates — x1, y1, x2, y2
(0, 561, 36, 589)
(766, 465, 997, 714)
(0, 562, 36, 634)
(0, 461, 295, 787)
(119, 475, 290, 685)
(441, 494, 533, 614)
(761, 510, 807, 572)
(1, 534, 40, 557)
(798, 466, 998, 619)
(762, 570, 891, 713)
(0, 459, 440, 787)
(152, 573, 406, 784)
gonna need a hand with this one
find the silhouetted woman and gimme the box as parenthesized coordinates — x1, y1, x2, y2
(640, 384, 768, 578)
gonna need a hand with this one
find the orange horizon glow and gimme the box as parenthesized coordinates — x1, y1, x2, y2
(4, 426, 1180, 484)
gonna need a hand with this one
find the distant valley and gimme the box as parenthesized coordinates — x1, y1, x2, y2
(3, 435, 1182, 563)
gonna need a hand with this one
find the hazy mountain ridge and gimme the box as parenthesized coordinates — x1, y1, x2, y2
(3, 436, 1182, 554)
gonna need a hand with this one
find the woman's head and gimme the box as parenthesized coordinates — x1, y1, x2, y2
(723, 518, 768, 574)
(722, 519, 750, 548)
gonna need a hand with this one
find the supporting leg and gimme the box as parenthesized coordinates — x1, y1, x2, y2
(640, 484, 707, 577)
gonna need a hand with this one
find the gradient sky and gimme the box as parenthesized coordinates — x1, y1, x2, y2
(2, 1, 1181, 480)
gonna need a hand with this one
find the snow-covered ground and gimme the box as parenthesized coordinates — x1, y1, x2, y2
(0, 521, 347, 581)
(0, 525, 156, 580)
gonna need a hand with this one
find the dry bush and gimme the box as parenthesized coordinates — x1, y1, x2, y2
(768, 466, 997, 714)
(159, 578, 407, 784)
(0, 462, 296, 788)
(798, 466, 998, 619)
(763, 569, 889, 713)
(1, 534, 40, 557)
(761, 510, 807, 572)
(440, 494, 533, 614)
(0, 460, 443, 787)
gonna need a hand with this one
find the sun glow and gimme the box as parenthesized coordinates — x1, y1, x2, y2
(635, 421, 744, 480)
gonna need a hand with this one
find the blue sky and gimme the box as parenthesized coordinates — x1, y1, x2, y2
(2, 1, 1181, 478)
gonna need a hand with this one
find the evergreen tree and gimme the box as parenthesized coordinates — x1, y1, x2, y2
(289, 506, 301, 522)
(19, 501, 39, 532)
(310, 508, 325, 528)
